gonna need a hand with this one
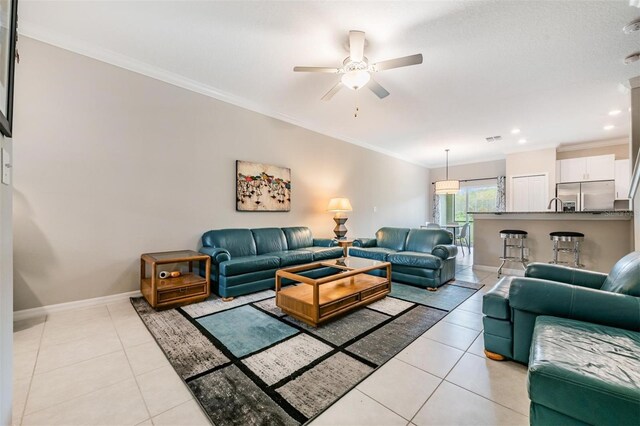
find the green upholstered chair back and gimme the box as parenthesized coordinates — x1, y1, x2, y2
(600, 251, 640, 297)
(202, 229, 257, 257)
(376, 227, 410, 251)
(251, 228, 288, 254)
(282, 227, 313, 250)
(405, 229, 453, 252)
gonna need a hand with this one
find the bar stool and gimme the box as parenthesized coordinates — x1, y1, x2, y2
(497, 230, 528, 277)
(549, 232, 584, 268)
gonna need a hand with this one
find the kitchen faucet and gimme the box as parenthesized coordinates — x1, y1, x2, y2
(547, 197, 564, 211)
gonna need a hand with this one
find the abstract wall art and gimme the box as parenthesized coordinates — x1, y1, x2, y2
(236, 161, 291, 211)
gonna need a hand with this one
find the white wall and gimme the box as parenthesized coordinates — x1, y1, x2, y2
(12, 37, 429, 310)
(0, 136, 13, 426)
(506, 148, 556, 211)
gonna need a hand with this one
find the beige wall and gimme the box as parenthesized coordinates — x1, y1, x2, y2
(556, 139, 629, 160)
(0, 136, 13, 425)
(506, 148, 556, 211)
(12, 38, 429, 310)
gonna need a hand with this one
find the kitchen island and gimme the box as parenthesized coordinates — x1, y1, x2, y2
(470, 210, 634, 274)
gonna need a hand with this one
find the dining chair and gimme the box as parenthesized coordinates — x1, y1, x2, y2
(425, 222, 441, 229)
(455, 223, 470, 255)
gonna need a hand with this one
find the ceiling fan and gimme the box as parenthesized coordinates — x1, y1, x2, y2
(293, 30, 423, 101)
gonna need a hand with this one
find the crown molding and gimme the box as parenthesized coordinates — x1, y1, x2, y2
(556, 137, 629, 152)
(18, 21, 429, 168)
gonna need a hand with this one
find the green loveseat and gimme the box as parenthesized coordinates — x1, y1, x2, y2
(351, 227, 458, 289)
(199, 226, 343, 298)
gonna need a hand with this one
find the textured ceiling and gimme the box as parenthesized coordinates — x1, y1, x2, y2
(19, 1, 640, 167)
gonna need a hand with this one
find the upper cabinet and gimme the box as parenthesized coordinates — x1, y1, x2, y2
(614, 159, 631, 200)
(557, 154, 615, 183)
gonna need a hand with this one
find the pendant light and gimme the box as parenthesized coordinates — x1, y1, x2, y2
(435, 149, 460, 194)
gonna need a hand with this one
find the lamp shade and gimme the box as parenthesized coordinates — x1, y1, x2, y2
(434, 180, 460, 195)
(327, 198, 353, 212)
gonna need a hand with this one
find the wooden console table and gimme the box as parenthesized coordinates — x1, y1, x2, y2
(140, 250, 210, 309)
(275, 257, 391, 327)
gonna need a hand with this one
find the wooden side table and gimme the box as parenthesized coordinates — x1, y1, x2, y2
(336, 239, 354, 257)
(140, 250, 210, 309)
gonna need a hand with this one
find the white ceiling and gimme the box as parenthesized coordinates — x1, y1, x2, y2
(19, 1, 640, 167)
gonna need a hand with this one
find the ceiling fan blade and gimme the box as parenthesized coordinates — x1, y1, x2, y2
(368, 78, 390, 99)
(321, 81, 343, 101)
(293, 66, 340, 73)
(373, 54, 423, 71)
(349, 30, 365, 62)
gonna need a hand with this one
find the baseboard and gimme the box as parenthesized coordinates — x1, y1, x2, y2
(473, 264, 525, 277)
(13, 290, 142, 322)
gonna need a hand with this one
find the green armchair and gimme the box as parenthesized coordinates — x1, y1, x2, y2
(482, 251, 640, 364)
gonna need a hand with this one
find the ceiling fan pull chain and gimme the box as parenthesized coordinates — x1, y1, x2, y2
(354, 92, 359, 118)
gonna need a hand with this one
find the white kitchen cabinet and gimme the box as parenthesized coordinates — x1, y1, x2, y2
(511, 174, 547, 211)
(614, 159, 631, 200)
(557, 154, 615, 182)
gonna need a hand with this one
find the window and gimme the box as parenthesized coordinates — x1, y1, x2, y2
(440, 179, 498, 244)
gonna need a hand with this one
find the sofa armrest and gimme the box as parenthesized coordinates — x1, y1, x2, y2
(432, 244, 458, 260)
(313, 238, 338, 247)
(199, 247, 231, 264)
(353, 238, 377, 248)
(509, 277, 640, 331)
(524, 263, 607, 289)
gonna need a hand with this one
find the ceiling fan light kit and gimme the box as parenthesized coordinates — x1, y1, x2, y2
(294, 30, 423, 102)
(435, 149, 460, 195)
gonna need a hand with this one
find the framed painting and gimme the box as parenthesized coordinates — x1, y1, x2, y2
(236, 161, 291, 212)
(0, 0, 17, 137)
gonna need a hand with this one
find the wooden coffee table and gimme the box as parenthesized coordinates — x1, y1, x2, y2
(275, 257, 391, 327)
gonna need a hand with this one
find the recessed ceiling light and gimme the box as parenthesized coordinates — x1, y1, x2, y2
(603, 125, 615, 130)
(608, 109, 621, 116)
(518, 139, 527, 144)
(511, 128, 521, 134)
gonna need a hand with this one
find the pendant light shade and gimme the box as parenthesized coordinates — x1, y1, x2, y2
(435, 149, 460, 195)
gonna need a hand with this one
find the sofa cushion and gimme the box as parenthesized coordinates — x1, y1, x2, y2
(268, 250, 313, 267)
(349, 247, 396, 261)
(482, 276, 513, 320)
(282, 227, 314, 250)
(392, 265, 439, 279)
(376, 227, 410, 251)
(387, 251, 442, 270)
(300, 246, 344, 261)
(251, 228, 288, 254)
(600, 251, 640, 297)
(529, 316, 640, 426)
(202, 229, 257, 257)
(405, 229, 453, 253)
(219, 255, 281, 276)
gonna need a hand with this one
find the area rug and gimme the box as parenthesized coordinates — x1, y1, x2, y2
(131, 280, 482, 425)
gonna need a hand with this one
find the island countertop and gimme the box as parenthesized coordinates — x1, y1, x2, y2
(469, 210, 633, 220)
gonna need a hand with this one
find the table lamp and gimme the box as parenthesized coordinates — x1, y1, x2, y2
(327, 198, 353, 239)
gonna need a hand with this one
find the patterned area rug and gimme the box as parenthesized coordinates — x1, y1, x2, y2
(131, 280, 482, 425)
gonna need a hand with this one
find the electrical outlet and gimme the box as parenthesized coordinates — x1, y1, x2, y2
(2, 148, 11, 185)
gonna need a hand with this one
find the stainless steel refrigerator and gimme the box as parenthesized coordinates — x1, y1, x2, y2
(556, 180, 615, 211)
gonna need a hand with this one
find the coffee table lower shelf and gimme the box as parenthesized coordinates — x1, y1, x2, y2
(276, 273, 389, 326)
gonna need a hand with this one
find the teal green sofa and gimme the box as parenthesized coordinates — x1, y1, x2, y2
(351, 227, 458, 289)
(200, 227, 343, 298)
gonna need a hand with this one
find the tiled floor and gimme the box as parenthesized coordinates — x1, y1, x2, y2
(13, 250, 529, 426)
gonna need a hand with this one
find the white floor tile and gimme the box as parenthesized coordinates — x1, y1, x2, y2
(125, 341, 169, 376)
(468, 333, 486, 358)
(442, 309, 484, 331)
(40, 317, 116, 348)
(357, 358, 441, 420)
(395, 338, 464, 379)
(456, 298, 484, 314)
(13, 318, 45, 355)
(113, 316, 154, 348)
(34, 329, 122, 374)
(13, 377, 30, 426)
(22, 378, 149, 426)
(14, 350, 38, 380)
(25, 351, 133, 415)
(412, 381, 528, 426)
(136, 365, 192, 417)
(45, 305, 111, 326)
(152, 399, 211, 426)
(445, 353, 530, 415)
(309, 389, 407, 426)
(423, 321, 480, 351)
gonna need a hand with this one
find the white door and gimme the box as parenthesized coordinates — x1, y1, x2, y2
(614, 159, 631, 199)
(528, 175, 547, 210)
(511, 176, 530, 211)
(559, 158, 586, 182)
(585, 154, 615, 181)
